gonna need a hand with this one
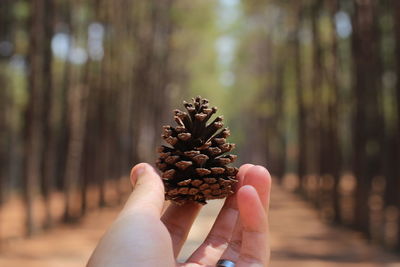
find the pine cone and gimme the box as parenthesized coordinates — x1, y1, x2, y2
(156, 96, 239, 205)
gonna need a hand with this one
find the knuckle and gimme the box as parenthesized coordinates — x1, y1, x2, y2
(239, 253, 264, 265)
(205, 232, 230, 247)
(228, 239, 242, 254)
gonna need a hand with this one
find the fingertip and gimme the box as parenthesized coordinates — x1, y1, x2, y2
(256, 165, 271, 178)
(130, 163, 156, 186)
(130, 163, 145, 185)
(244, 165, 272, 193)
(237, 185, 258, 201)
(123, 163, 164, 216)
(237, 164, 254, 187)
(249, 165, 271, 179)
(239, 164, 254, 172)
(225, 164, 254, 208)
(257, 165, 272, 184)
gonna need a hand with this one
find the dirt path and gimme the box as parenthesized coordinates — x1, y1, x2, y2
(1, 183, 400, 267)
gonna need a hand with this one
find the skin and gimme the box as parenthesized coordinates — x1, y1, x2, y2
(87, 163, 271, 267)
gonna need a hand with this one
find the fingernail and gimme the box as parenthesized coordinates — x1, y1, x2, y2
(135, 165, 147, 177)
(130, 163, 149, 186)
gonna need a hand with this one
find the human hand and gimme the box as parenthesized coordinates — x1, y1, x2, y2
(87, 162, 271, 267)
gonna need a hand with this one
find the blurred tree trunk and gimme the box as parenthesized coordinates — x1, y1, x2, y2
(80, 0, 100, 214)
(40, 0, 55, 229)
(81, 81, 99, 214)
(63, 83, 89, 221)
(327, 0, 342, 224)
(95, 0, 122, 208)
(57, 50, 71, 192)
(0, 78, 7, 205)
(135, 2, 157, 163)
(112, 0, 133, 204)
(0, 79, 6, 244)
(79, 55, 94, 215)
(273, 59, 286, 179)
(24, 0, 51, 236)
(293, 1, 306, 191)
(310, 0, 323, 206)
(63, 1, 89, 221)
(393, 0, 400, 250)
(0, 0, 13, 205)
(258, 37, 274, 167)
(351, 0, 383, 236)
(0, 0, 13, 246)
(55, 2, 73, 192)
(97, 1, 115, 207)
(97, 70, 111, 208)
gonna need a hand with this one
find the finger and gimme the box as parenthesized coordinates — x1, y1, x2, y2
(119, 163, 165, 219)
(220, 165, 271, 263)
(187, 164, 253, 265)
(235, 164, 254, 188)
(161, 201, 202, 257)
(237, 185, 269, 267)
(242, 165, 271, 212)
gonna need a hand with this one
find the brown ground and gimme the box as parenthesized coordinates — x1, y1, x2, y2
(0, 182, 400, 267)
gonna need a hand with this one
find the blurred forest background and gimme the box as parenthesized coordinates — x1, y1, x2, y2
(1, 0, 400, 262)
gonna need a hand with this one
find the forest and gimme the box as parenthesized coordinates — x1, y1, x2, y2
(0, 0, 400, 264)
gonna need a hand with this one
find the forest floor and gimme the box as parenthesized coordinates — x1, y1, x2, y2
(0, 181, 400, 267)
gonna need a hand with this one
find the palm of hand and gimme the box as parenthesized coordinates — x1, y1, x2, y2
(88, 163, 271, 267)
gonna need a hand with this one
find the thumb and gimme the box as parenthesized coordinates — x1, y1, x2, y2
(119, 163, 165, 218)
